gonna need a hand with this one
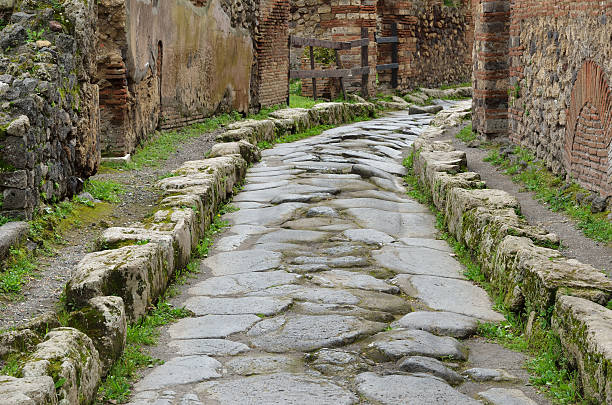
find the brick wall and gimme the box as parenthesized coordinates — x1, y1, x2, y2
(377, 0, 473, 91)
(254, 0, 290, 108)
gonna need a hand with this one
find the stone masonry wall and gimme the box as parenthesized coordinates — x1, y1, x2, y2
(509, 1, 612, 197)
(473, 0, 612, 197)
(0, 0, 100, 219)
(377, 0, 473, 91)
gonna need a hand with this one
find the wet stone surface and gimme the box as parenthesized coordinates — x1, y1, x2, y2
(127, 109, 550, 404)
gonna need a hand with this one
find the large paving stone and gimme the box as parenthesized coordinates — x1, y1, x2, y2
(248, 285, 361, 305)
(342, 228, 395, 245)
(250, 315, 386, 352)
(196, 373, 358, 404)
(463, 368, 518, 382)
(392, 274, 504, 322)
(188, 271, 299, 296)
(345, 208, 437, 238)
(256, 229, 329, 243)
(168, 315, 261, 339)
(311, 270, 399, 294)
(397, 356, 464, 385)
(225, 354, 303, 376)
(363, 329, 468, 361)
(135, 356, 222, 391)
(372, 245, 465, 279)
(201, 250, 282, 276)
(330, 197, 427, 213)
(224, 203, 306, 225)
(391, 311, 479, 338)
(307, 348, 371, 376)
(292, 302, 395, 322)
(478, 388, 538, 405)
(169, 339, 250, 356)
(184, 296, 292, 316)
(355, 372, 479, 405)
(0, 375, 57, 405)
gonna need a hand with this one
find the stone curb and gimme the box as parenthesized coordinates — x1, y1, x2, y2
(0, 221, 29, 261)
(411, 124, 612, 403)
(0, 101, 378, 404)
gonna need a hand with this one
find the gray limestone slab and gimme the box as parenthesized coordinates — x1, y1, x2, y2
(307, 348, 370, 376)
(245, 174, 293, 183)
(196, 373, 358, 405)
(352, 158, 407, 176)
(188, 271, 299, 296)
(342, 189, 412, 203)
(297, 176, 376, 192)
(331, 197, 427, 213)
(250, 315, 386, 352)
(234, 185, 340, 203)
(135, 356, 222, 391)
(345, 208, 437, 238)
(373, 245, 465, 279)
(213, 234, 250, 252)
(351, 289, 412, 314)
(351, 163, 395, 180)
(256, 229, 329, 244)
(478, 388, 538, 405)
(202, 250, 282, 276)
(311, 270, 399, 294)
(306, 206, 339, 217)
(355, 372, 479, 405)
(184, 296, 292, 316)
(169, 339, 250, 356)
(242, 180, 289, 191)
(282, 217, 352, 231)
(364, 329, 467, 361)
(374, 145, 403, 159)
(254, 242, 303, 252)
(392, 274, 505, 322)
(398, 237, 453, 252)
(293, 161, 353, 173)
(342, 228, 395, 245)
(370, 176, 406, 193)
(225, 354, 303, 376)
(248, 285, 361, 305)
(292, 302, 395, 323)
(397, 356, 464, 385)
(225, 203, 306, 225)
(270, 193, 332, 204)
(463, 368, 519, 382)
(391, 311, 479, 338)
(248, 164, 295, 173)
(168, 315, 261, 339)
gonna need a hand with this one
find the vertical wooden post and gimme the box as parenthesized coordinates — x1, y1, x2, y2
(335, 49, 346, 100)
(391, 22, 398, 89)
(361, 28, 369, 99)
(309, 45, 317, 100)
(287, 35, 291, 106)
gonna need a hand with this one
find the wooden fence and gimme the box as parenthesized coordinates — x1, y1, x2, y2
(376, 22, 399, 89)
(288, 28, 370, 102)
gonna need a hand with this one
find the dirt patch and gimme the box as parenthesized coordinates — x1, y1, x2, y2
(0, 130, 220, 330)
(439, 125, 612, 275)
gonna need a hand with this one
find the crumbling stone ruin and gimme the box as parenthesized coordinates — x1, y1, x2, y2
(472, 0, 612, 197)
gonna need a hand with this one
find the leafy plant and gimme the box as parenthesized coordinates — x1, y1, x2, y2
(83, 179, 124, 203)
(456, 124, 477, 143)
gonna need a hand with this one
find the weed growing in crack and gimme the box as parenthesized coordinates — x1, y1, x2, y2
(83, 179, 125, 203)
(455, 123, 477, 143)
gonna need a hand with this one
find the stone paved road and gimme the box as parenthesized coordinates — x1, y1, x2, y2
(128, 108, 549, 405)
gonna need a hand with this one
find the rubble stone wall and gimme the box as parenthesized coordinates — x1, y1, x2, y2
(0, 0, 100, 219)
(473, 0, 612, 197)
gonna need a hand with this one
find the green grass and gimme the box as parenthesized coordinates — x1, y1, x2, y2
(83, 179, 125, 203)
(439, 81, 472, 90)
(0, 354, 23, 377)
(455, 124, 477, 143)
(403, 152, 584, 404)
(0, 247, 37, 295)
(484, 146, 612, 243)
(289, 94, 319, 109)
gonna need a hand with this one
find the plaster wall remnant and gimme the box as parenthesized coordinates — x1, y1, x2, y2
(473, 0, 612, 196)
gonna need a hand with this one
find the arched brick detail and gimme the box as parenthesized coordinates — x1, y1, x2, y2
(565, 60, 612, 196)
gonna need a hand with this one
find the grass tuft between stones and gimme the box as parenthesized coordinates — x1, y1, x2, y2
(402, 152, 584, 404)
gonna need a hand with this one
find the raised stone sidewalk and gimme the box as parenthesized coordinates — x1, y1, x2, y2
(127, 105, 548, 405)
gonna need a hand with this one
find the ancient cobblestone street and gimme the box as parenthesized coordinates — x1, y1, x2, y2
(128, 108, 548, 405)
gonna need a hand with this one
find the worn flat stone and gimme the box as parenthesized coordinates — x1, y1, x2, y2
(169, 339, 250, 356)
(168, 315, 261, 339)
(202, 250, 282, 276)
(242, 180, 289, 191)
(307, 348, 370, 375)
(184, 296, 292, 316)
(311, 270, 399, 294)
(270, 193, 333, 204)
(397, 356, 464, 385)
(392, 274, 504, 322)
(225, 355, 303, 376)
(250, 314, 386, 352)
(248, 285, 361, 305)
(135, 356, 222, 391)
(373, 245, 465, 279)
(364, 329, 467, 361)
(188, 271, 298, 296)
(196, 373, 358, 404)
(391, 311, 479, 338)
(292, 302, 395, 322)
(257, 229, 329, 243)
(213, 233, 251, 252)
(225, 203, 306, 225)
(463, 368, 519, 382)
(478, 388, 538, 405)
(345, 208, 437, 238)
(331, 197, 426, 213)
(399, 237, 453, 252)
(342, 228, 395, 245)
(351, 289, 412, 314)
(306, 206, 339, 217)
(355, 372, 479, 405)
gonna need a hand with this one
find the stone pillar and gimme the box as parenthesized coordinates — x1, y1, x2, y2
(472, 0, 510, 140)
